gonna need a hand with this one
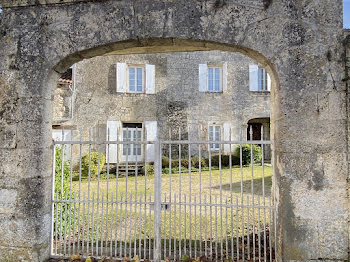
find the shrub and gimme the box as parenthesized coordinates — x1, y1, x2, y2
(235, 144, 262, 165)
(180, 159, 189, 168)
(141, 163, 154, 175)
(81, 152, 106, 178)
(162, 156, 169, 168)
(191, 156, 208, 168)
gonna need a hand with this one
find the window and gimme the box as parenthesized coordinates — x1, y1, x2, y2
(116, 63, 155, 94)
(122, 123, 142, 162)
(199, 63, 227, 92)
(208, 67, 221, 91)
(128, 66, 144, 92)
(258, 68, 268, 91)
(249, 64, 271, 92)
(209, 125, 221, 150)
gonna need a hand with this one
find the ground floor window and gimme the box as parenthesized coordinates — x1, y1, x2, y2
(122, 123, 142, 162)
(209, 124, 221, 150)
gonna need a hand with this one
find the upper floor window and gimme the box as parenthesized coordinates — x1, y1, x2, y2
(199, 63, 227, 92)
(128, 66, 144, 92)
(116, 63, 155, 94)
(208, 67, 221, 92)
(249, 64, 271, 92)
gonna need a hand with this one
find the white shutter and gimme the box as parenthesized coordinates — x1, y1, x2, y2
(52, 130, 72, 161)
(106, 120, 121, 163)
(116, 63, 127, 93)
(222, 62, 228, 92)
(145, 121, 157, 162)
(145, 64, 155, 94)
(199, 64, 208, 92)
(249, 64, 259, 91)
(267, 72, 271, 91)
(223, 122, 231, 153)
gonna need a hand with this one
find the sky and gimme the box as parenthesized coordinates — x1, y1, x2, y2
(345, 0, 350, 28)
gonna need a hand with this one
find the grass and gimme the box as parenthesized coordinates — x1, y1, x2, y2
(54, 165, 274, 258)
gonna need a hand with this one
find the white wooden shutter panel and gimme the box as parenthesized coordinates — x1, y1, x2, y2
(199, 64, 208, 92)
(249, 64, 259, 91)
(106, 120, 121, 163)
(223, 122, 231, 153)
(267, 72, 271, 91)
(222, 62, 228, 92)
(145, 64, 155, 94)
(116, 63, 127, 93)
(145, 121, 157, 162)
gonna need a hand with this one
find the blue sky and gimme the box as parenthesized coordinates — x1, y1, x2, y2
(345, 0, 350, 28)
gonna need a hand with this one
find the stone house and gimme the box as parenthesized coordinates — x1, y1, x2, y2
(53, 50, 271, 163)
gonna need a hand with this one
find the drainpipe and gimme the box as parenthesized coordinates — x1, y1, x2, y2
(53, 64, 76, 123)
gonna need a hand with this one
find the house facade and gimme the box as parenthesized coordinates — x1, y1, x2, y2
(53, 50, 271, 163)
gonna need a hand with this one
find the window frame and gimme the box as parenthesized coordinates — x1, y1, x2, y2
(208, 124, 221, 151)
(207, 65, 223, 92)
(258, 67, 268, 91)
(127, 65, 145, 93)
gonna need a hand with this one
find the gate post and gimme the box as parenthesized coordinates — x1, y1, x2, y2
(153, 140, 162, 261)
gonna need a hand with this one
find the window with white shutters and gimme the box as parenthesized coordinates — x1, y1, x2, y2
(249, 64, 271, 92)
(199, 63, 227, 92)
(116, 63, 155, 94)
(209, 125, 221, 150)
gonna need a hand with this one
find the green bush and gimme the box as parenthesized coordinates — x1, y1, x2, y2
(81, 152, 106, 178)
(235, 144, 262, 165)
(208, 154, 242, 167)
(162, 156, 169, 168)
(54, 146, 71, 196)
(141, 163, 154, 175)
(191, 156, 208, 168)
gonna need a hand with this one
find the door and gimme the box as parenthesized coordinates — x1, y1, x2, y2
(122, 125, 142, 162)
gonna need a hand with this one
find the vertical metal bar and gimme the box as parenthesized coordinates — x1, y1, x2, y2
(249, 125, 256, 262)
(198, 130, 203, 256)
(236, 196, 239, 261)
(100, 192, 105, 256)
(50, 144, 56, 256)
(86, 129, 92, 254)
(119, 193, 124, 258)
(261, 125, 267, 262)
(105, 129, 111, 254)
(128, 193, 133, 259)
(77, 130, 83, 254)
(208, 143, 213, 260)
(240, 128, 245, 262)
(269, 197, 272, 262)
(148, 194, 152, 260)
(154, 139, 162, 261)
(229, 128, 234, 258)
(109, 193, 114, 258)
(68, 139, 74, 256)
(134, 192, 138, 258)
(163, 193, 167, 260)
(225, 196, 229, 260)
(72, 192, 77, 255)
(174, 193, 177, 261)
(194, 195, 197, 259)
(247, 195, 250, 260)
(54, 191, 59, 255)
(215, 194, 218, 260)
(258, 196, 261, 262)
(81, 192, 86, 256)
(124, 192, 128, 257)
(178, 128, 182, 260)
(188, 138, 192, 259)
(60, 130, 64, 196)
(184, 194, 187, 256)
(91, 192, 95, 256)
(219, 145, 223, 260)
(138, 195, 142, 260)
(204, 194, 208, 258)
(168, 130, 172, 260)
(63, 192, 68, 256)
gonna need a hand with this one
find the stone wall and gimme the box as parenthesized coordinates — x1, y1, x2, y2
(0, 0, 348, 261)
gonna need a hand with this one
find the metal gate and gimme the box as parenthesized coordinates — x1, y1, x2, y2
(51, 126, 276, 261)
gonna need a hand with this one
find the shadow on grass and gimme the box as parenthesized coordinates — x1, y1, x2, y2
(211, 176, 272, 196)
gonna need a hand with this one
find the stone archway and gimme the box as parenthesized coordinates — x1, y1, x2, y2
(0, 1, 348, 261)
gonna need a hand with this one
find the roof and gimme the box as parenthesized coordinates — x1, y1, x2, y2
(58, 68, 73, 84)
